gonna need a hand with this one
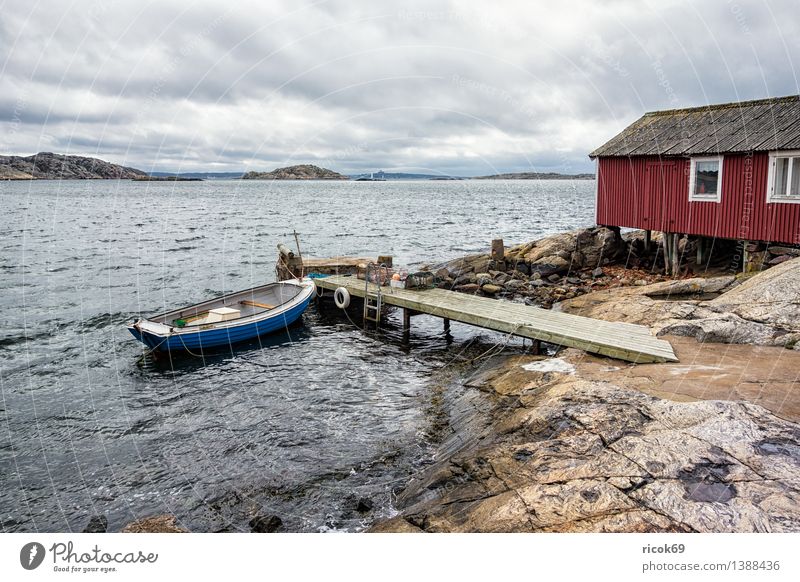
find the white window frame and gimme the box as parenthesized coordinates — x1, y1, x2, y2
(688, 156, 723, 202)
(766, 150, 800, 204)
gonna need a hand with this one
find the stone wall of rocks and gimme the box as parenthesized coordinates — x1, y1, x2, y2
(428, 227, 647, 307)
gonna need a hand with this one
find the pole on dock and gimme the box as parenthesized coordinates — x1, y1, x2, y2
(491, 238, 505, 261)
(293, 230, 304, 278)
(443, 318, 450, 334)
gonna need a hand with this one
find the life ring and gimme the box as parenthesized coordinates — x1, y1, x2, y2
(334, 287, 351, 309)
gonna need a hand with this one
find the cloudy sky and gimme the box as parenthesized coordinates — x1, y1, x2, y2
(1, 0, 798, 175)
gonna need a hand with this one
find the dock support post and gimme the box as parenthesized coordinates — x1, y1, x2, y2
(662, 233, 671, 276)
(402, 308, 411, 331)
(696, 237, 705, 266)
(743, 241, 749, 274)
(530, 339, 541, 355)
(672, 234, 680, 277)
(443, 318, 450, 334)
(644, 230, 651, 253)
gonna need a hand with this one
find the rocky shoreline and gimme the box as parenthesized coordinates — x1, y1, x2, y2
(113, 228, 800, 533)
(371, 234, 800, 533)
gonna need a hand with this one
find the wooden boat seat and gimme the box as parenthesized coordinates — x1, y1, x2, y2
(240, 299, 276, 310)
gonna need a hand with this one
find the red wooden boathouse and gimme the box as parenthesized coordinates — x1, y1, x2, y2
(591, 95, 800, 255)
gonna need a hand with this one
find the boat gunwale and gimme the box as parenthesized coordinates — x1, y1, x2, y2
(129, 279, 315, 337)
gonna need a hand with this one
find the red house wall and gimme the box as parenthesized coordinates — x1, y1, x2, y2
(596, 153, 800, 245)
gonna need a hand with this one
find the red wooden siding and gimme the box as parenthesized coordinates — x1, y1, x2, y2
(596, 153, 800, 245)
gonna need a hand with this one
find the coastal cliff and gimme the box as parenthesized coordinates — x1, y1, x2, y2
(371, 238, 800, 533)
(241, 164, 348, 180)
(0, 152, 146, 179)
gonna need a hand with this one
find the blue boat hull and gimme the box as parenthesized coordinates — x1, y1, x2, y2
(128, 288, 313, 352)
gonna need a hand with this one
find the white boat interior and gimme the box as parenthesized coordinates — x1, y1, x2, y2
(150, 282, 307, 328)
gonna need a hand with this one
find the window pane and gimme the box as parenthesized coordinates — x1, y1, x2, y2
(775, 157, 789, 197)
(694, 160, 719, 196)
(791, 158, 800, 197)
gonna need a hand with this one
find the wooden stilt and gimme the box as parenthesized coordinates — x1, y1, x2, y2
(443, 318, 450, 334)
(743, 241, 749, 274)
(644, 230, 651, 253)
(671, 233, 680, 277)
(663, 233, 672, 276)
(530, 339, 541, 355)
(402, 308, 411, 331)
(696, 237, 703, 266)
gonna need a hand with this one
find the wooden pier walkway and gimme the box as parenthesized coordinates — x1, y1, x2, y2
(314, 274, 678, 364)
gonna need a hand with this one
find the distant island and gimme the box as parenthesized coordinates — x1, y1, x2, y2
(474, 171, 595, 180)
(134, 176, 203, 182)
(0, 152, 146, 180)
(149, 171, 243, 180)
(242, 164, 348, 180)
(350, 170, 463, 180)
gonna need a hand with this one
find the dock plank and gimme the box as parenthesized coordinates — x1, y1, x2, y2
(314, 275, 678, 363)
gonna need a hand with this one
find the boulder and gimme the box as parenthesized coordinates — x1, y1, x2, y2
(454, 273, 477, 286)
(481, 284, 503, 295)
(707, 257, 800, 334)
(250, 514, 283, 533)
(121, 515, 187, 533)
(475, 272, 492, 286)
(356, 497, 374, 513)
(455, 283, 481, 294)
(83, 515, 108, 533)
(769, 254, 793, 265)
(643, 276, 736, 297)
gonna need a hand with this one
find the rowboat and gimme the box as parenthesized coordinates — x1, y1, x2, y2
(128, 279, 316, 352)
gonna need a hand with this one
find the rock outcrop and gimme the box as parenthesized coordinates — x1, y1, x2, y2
(0, 152, 146, 179)
(561, 257, 800, 349)
(241, 164, 348, 180)
(372, 351, 800, 533)
(371, 258, 800, 534)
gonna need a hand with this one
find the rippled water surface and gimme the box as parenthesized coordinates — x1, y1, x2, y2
(0, 179, 595, 532)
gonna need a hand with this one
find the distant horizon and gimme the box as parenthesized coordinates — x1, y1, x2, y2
(2, 150, 596, 178)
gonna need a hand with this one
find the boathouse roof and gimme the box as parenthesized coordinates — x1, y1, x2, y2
(590, 95, 800, 158)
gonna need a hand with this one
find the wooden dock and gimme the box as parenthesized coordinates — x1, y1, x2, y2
(314, 274, 678, 363)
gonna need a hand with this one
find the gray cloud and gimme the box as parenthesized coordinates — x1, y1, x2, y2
(1, 0, 798, 175)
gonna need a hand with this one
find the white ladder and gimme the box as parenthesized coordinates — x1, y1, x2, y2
(363, 262, 389, 325)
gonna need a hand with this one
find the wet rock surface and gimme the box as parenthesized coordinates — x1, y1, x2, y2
(120, 514, 188, 533)
(371, 353, 800, 533)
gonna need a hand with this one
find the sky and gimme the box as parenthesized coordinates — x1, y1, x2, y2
(1, 0, 799, 176)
